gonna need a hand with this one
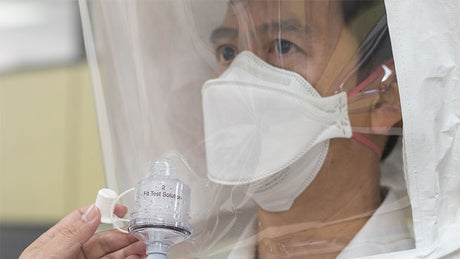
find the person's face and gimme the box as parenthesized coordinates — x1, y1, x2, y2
(211, 0, 358, 97)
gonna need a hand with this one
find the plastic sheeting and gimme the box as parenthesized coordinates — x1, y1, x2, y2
(78, 0, 460, 258)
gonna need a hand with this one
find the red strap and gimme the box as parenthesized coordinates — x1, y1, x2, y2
(346, 59, 395, 157)
(347, 67, 382, 99)
(347, 58, 394, 99)
(352, 132, 382, 158)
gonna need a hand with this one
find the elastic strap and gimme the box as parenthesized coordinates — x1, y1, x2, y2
(346, 59, 395, 157)
(347, 58, 394, 99)
(352, 132, 382, 158)
(347, 66, 382, 99)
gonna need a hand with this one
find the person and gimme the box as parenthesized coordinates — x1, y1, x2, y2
(20, 204, 147, 259)
(199, 0, 413, 258)
(34, 0, 413, 258)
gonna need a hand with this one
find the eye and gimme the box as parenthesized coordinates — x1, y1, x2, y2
(216, 44, 238, 62)
(272, 39, 297, 54)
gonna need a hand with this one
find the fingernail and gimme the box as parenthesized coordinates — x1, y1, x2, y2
(81, 204, 98, 222)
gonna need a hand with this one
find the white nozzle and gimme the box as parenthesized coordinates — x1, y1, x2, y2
(95, 188, 117, 224)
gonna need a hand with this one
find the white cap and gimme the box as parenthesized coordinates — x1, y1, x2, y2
(95, 188, 118, 224)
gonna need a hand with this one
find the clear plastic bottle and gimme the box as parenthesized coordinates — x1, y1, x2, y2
(127, 157, 192, 259)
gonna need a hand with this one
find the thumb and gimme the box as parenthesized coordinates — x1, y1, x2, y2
(49, 204, 101, 254)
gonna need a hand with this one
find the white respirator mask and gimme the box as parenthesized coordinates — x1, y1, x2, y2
(202, 51, 352, 212)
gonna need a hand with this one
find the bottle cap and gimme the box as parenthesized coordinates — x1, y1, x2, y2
(95, 188, 118, 224)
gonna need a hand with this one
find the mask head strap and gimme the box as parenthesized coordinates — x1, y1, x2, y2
(347, 58, 395, 158)
(352, 132, 382, 158)
(347, 58, 395, 99)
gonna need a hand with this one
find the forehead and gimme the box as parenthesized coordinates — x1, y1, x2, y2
(223, 0, 339, 28)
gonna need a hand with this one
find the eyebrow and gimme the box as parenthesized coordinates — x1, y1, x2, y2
(210, 19, 308, 43)
(210, 27, 238, 43)
(260, 19, 305, 34)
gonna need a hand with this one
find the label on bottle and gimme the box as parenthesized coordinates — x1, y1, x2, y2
(135, 179, 189, 214)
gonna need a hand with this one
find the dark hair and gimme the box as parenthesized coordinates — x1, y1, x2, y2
(341, 0, 381, 24)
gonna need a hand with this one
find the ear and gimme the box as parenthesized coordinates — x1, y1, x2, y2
(370, 85, 402, 134)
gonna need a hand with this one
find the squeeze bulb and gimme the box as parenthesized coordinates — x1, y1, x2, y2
(127, 157, 191, 259)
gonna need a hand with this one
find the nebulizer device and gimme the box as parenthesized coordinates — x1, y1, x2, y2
(95, 157, 192, 259)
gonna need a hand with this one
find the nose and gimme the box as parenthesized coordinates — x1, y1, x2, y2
(237, 29, 267, 62)
(234, 11, 268, 63)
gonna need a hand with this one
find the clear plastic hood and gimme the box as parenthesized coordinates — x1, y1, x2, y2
(79, 0, 460, 258)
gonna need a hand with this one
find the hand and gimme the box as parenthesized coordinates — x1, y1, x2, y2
(20, 204, 146, 259)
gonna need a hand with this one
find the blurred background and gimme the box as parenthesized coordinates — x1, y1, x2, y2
(0, 0, 105, 257)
